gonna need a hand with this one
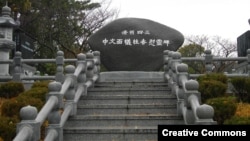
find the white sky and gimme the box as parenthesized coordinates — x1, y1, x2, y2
(97, 0, 250, 42)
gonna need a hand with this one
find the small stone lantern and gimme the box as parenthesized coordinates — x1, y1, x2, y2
(0, 4, 17, 76)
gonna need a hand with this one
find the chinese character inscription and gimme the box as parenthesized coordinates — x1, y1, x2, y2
(102, 30, 170, 47)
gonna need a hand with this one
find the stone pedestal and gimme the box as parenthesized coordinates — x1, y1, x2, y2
(0, 39, 15, 75)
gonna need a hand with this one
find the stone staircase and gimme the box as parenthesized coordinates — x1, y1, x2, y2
(63, 72, 184, 141)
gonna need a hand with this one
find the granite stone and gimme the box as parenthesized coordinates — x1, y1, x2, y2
(237, 30, 250, 57)
(88, 18, 184, 71)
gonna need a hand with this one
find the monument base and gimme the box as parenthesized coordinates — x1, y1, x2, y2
(98, 71, 164, 82)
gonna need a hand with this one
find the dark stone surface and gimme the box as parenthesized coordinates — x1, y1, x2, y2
(237, 30, 250, 57)
(88, 18, 184, 71)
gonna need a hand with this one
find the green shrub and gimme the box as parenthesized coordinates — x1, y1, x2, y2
(230, 77, 247, 94)
(224, 116, 250, 125)
(37, 63, 57, 75)
(198, 80, 227, 102)
(230, 77, 250, 102)
(0, 80, 50, 141)
(206, 96, 237, 125)
(0, 81, 25, 98)
(243, 78, 250, 103)
(1, 97, 43, 119)
(31, 80, 51, 89)
(197, 73, 228, 84)
(0, 116, 18, 141)
(19, 87, 48, 103)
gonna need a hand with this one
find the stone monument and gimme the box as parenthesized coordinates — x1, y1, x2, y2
(237, 30, 250, 57)
(88, 18, 184, 71)
(234, 19, 250, 73)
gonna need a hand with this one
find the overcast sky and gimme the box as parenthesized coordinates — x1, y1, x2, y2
(96, 0, 250, 42)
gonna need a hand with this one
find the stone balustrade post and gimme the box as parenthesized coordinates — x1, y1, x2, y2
(167, 51, 174, 88)
(76, 53, 87, 84)
(46, 109, 62, 141)
(184, 80, 200, 124)
(86, 52, 95, 85)
(64, 65, 77, 116)
(55, 51, 65, 83)
(15, 105, 40, 141)
(45, 81, 63, 141)
(163, 50, 170, 82)
(93, 51, 101, 74)
(46, 118, 61, 141)
(176, 63, 189, 88)
(12, 51, 22, 81)
(184, 80, 201, 109)
(47, 81, 64, 109)
(176, 64, 189, 91)
(64, 65, 76, 100)
(170, 52, 182, 88)
(175, 63, 189, 115)
(184, 80, 215, 124)
(204, 50, 213, 73)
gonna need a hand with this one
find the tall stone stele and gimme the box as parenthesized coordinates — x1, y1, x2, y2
(0, 5, 17, 76)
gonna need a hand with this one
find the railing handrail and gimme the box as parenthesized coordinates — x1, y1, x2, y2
(182, 56, 247, 62)
(173, 49, 250, 78)
(164, 50, 217, 125)
(163, 49, 250, 124)
(0, 57, 77, 65)
(13, 51, 101, 141)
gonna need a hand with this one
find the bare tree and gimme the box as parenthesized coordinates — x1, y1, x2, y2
(185, 35, 237, 56)
(77, 0, 120, 52)
(212, 36, 237, 57)
(185, 35, 237, 73)
(185, 35, 215, 52)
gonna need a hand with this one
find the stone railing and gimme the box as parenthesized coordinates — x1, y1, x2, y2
(0, 51, 77, 82)
(0, 50, 101, 90)
(163, 50, 217, 125)
(13, 51, 101, 141)
(180, 49, 250, 78)
(163, 49, 250, 124)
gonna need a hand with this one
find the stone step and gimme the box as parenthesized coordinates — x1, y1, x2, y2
(65, 114, 184, 127)
(63, 126, 158, 141)
(93, 81, 168, 87)
(88, 86, 170, 92)
(76, 104, 177, 115)
(63, 79, 181, 141)
(80, 95, 176, 105)
(87, 90, 171, 96)
(98, 71, 164, 83)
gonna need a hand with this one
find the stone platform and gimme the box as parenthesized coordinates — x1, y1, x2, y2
(98, 71, 164, 82)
